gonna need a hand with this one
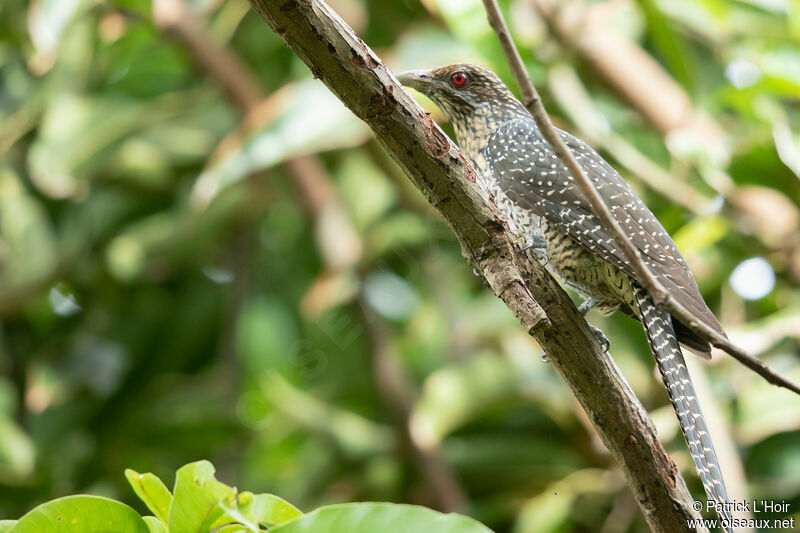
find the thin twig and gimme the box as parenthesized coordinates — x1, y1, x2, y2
(480, 0, 800, 396)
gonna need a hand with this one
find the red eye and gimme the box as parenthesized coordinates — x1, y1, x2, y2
(451, 72, 468, 86)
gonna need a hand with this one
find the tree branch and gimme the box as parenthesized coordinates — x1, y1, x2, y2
(246, 0, 707, 530)
(480, 0, 800, 397)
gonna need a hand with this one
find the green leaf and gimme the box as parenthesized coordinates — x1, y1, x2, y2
(271, 502, 493, 533)
(142, 517, 167, 533)
(168, 460, 235, 533)
(212, 526, 249, 533)
(8, 495, 148, 533)
(246, 493, 302, 526)
(212, 493, 259, 533)
(0, 521, 17, 532)
(125, 469, 173, 524)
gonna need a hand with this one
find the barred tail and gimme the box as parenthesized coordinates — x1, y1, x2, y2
(633, 284, 732, 531)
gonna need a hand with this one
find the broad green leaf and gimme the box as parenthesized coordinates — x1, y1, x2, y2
(142, 517, 167, 533)
(9, 495, 148, 533)
(271, 502, 493, 533)
(125, 469, 172, 524)
(167, 460, 235, 533)
(423, 0, 506, 71)
(232, 492, 301, 528)
(0, 521, 17, 532)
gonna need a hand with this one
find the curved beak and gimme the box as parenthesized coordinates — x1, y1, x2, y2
(396, 69, 439, 95)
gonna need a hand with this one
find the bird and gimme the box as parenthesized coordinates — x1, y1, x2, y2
(398, 63, 733, 530)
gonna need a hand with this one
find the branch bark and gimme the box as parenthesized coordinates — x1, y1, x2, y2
(481, 0, 800, 397)
(246, 0, 707, 530)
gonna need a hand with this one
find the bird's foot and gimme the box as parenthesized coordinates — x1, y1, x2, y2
(577, 297, 598, 316)
(578, 298, 610, 351)
(520, 234, 546, 252)
(521, 235, 548, 264)
(590, 325, 610, 353)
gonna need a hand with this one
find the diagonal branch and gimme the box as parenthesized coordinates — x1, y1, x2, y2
(480, 0, 800, 397)
(246, 0, 707, 530)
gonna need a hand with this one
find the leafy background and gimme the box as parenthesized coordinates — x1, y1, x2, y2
(1, 0, 799, 531)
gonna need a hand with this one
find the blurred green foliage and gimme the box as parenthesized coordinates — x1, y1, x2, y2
(1, 459, 498, 532)
(1, 0, 799, 531)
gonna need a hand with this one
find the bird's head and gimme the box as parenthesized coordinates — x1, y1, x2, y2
(397, 64, 526, 126)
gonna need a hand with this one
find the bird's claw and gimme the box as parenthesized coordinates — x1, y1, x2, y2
(521, 235, 547, 252)
(590, 325, 610, 353)
(521, 235, 548, 264)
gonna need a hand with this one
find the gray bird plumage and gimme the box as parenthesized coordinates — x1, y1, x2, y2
(399, 63, 732, 530)
(490, 118, 725, 355)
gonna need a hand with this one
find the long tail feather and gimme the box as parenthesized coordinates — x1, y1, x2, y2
(633, 284, 732, 531)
